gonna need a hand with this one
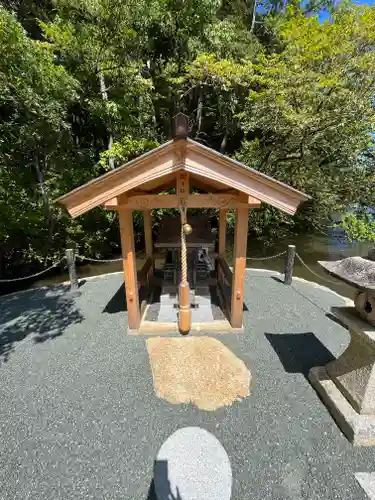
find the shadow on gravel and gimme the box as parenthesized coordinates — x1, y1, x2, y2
(103, 283, 151, 314)
(103, 283, 127, 313)
(265, 332, 335, 377)
(146, 460, 183, 500)
(0, 285, 84, 363)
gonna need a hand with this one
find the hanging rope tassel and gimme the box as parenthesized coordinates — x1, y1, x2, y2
(181, 220, 187, 285)
(178, 207, 191, 335)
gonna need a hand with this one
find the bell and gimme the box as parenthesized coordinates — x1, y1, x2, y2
(183, 223, 192, 235)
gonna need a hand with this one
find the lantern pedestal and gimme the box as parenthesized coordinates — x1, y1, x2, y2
(309, 306, 375, 446)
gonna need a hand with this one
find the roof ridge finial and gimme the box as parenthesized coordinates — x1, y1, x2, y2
(173, 112, 189, 139)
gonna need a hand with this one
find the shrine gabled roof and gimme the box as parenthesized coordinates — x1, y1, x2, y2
(56, 138, 310, 218)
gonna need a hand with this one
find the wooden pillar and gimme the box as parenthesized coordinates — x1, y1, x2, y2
(144, 210, 154, 277)
(230, 208, 249, 328)
(119, 208, 141, 330)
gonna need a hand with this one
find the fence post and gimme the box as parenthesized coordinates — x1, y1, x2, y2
(284, 245, 296, 285)
(66, 248, 79, 292)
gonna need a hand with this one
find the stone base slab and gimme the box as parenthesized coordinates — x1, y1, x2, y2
(309, 366, 375, 446)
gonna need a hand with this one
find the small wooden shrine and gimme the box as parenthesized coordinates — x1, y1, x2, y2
(57, 114, 309, 335)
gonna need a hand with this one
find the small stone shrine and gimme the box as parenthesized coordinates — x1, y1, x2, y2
(309, 253, 375, 445)
(154, 215, 216, 323)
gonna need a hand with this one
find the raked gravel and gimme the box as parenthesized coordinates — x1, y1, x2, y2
(0, 270, 375, 499)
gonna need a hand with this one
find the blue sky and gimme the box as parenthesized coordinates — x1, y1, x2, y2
(318, 0, 374, 22)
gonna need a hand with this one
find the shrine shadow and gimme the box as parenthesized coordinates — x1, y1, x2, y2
(146, 460, 183, 500)
(265, 332, 335, 378)
(103, 282, 235, 315)
(103, 283, 127, 313)
(103, 283, 153, 314)
(0, 284, 84, 364)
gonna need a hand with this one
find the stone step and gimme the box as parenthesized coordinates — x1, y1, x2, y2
(193, 294, 211, 306)
(160, 294, 178, 306)
(191, 305, 214, 322)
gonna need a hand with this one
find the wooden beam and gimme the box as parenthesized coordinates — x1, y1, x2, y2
(138, 172, 177, 193)
(189, 171, 232, 191)
(149, 181, 176, 194)
(113, 193, 260, 210)
(137, 257, 153, 287)
(177, 171, 190, 202)
(58, 145, 180, 218)
(188, 193, 260, 208)
(126, 194, 180, 209)
(218, 256, 232, 284)
(57, 138, 309, 219)
(119, 209, 140, 331)
(230, 208, 249, 328)
(190, 177, 219, 193)
(185, 142, 309, 215)
(104, 197, 118, 209)
(103, 193, 127, 210)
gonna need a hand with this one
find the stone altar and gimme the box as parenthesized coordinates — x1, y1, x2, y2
(309, 254, 375, 445)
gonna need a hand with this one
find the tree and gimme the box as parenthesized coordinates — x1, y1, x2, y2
(1, 0, 375, 276)
(185, 6, 375, 237)
(0, 6, 79, 274)
(238, 6, 375, 236)
(40, 0, 163, 170)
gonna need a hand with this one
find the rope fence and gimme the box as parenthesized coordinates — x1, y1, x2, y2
(0, 244, 341, 289)
(0, 256, 66, 283)
(245, 250, 286, 261)
(76, 255, 123, 263)
(295, 252, 340, 285)
(0, 248, 145, 286)
(228, 245, 342, 286)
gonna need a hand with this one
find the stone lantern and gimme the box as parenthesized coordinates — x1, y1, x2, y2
(308, 253, 375, 446)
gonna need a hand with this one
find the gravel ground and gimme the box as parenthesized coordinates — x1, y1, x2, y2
(1, 270, 375, 499)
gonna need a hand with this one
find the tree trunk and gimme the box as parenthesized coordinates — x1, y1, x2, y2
(0, 248, 4, 277)
(220, 129, 228, 154)
(139, 94, 143, 131)
(35, 158, 53, 244)
(98, 70, 115, 170)
(250, 0, 257, 33)
(196, 85, 203, 138)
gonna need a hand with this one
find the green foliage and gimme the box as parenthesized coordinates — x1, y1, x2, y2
(235, 6, 375, 235)
(99, 137, 159, 169)
(341, 213, 375, 242)
(0, 6, 79, 271)
(1, 0, 375, 277)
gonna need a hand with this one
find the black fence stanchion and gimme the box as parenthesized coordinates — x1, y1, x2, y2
(284, 245, 296, 285)
(66, 248, 79, 292)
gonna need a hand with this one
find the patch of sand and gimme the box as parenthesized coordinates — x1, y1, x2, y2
(147, 337, 251, 411)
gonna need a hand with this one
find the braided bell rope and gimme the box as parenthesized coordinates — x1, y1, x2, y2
(180, 207, 188, 285)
